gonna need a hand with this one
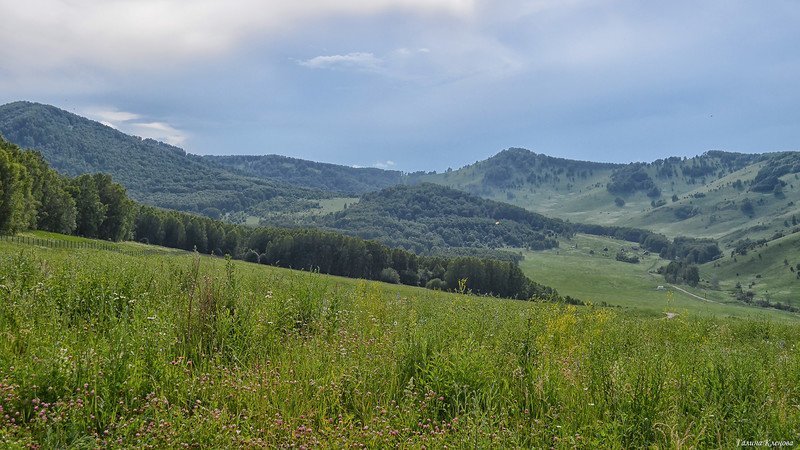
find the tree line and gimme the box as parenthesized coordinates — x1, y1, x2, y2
(1, 135, 570, 301)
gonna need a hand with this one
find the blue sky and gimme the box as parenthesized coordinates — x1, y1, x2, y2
(1, 0, 799, 171)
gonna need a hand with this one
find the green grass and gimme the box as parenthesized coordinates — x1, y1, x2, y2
(704, 231, 800, 308)
(314, 197, 359, 215)
(518, 234, 799, 321)
(1, 234, 799, 447)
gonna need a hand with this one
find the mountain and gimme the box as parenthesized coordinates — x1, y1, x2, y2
(417, 147, 800, 246)
(312, 183, 571, 254)
(0, 101, 329, 216)
(205, 154, 405, 195)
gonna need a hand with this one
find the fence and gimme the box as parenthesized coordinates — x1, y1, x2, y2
(0, 234, 157, 257)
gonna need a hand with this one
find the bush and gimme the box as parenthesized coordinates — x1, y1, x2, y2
(615, 251, 640, 264)
(614, 197, 625, 207)
(379, 268, 401, 284)
(243, 249, 260, 263)
(425, 278, 447, 290)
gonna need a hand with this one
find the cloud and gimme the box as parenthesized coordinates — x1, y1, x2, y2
(299, 53, 382, 71)
(0, 0, 474, 73)
(372, 160, 396, 169)
(81, 106, 188, 146)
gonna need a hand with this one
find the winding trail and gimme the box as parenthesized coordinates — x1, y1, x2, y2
(668, 284, 721, 304)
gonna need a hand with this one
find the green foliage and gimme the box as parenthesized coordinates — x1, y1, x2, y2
(317, 183, 570, 253)
(379, 267, 401, 284)
(615, 251, 640, 264)
(0, 138, 34, 233)
(607, 163, 659, 196)
(673, 204, 699, 220)
(750, 152, 800, 193)
(661, 261, 700, 286)
(662, 236, 721, 264)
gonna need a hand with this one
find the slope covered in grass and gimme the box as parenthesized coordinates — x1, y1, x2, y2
(1, 235, 798, 448)
(418, 147, 800, 245)
(518, 234, 799, 320)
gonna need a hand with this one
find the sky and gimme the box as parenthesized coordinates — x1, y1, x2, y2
(1, 0, 799, 172)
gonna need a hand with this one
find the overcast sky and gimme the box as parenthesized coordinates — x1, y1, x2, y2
(1, 0, 798, 171)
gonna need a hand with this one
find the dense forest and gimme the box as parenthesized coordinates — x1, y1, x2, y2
(0, 102, 329, 216)
(206, 154, 405, 196)
(0, 135, 570, 301)
(314, 183, 571, 253)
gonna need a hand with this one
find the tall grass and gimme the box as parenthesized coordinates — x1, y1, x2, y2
(0, 239, 798, 448)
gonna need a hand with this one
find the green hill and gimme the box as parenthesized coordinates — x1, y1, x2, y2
(417, 147, 800, 246)
(313, 183, 571, 254)
(700, 230, 800, 309)
(0, 101, 329, 216)
(205, 154, 405, 195)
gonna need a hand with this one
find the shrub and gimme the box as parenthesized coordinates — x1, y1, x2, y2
(243, 249, 260, 263)
(379, 268, 401, 284)
(425, 278, 447, 290)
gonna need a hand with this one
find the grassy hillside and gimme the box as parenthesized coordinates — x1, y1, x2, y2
(518, 234, 799, 320)
(418, 147, 800, 245)
(206, 154, 404, 196)
(312, 183, 570, 254)
(1, 234, 799, 447)
(701, 230, 800, 309)
(0, 101, 328, 216)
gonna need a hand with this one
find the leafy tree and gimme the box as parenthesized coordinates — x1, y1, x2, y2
(69, 174, 107, 238)
(94, 174, 135, 241)
(0, 142, 34, 233)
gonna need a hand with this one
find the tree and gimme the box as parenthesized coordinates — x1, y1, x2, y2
(185, 218, 208, 252)
(94, 174, 135, 241)
(69, 174, 107, 238)
(135, 206, 164, 245)
(36, 169, 76, 234)
(162, 215, 186, 248)
(0, 145, 34, 234)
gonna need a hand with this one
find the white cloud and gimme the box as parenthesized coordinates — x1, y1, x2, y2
(0, 0, 474, 73)
(372, 160, 396, 169)
(80, 106, 188, 146)
(299, 53, 382, 71)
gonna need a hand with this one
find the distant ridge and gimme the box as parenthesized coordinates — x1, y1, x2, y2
(0, 101, 327, 215)
(206, 154, 404, 196)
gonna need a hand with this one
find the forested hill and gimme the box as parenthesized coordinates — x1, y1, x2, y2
(0, 101, 327, 216)
(415, 146, 800, 246)
(314, 183, 572, 254)
(206, 154, 405, 195)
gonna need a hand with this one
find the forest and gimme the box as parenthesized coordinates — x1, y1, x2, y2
(0, 135, 565, 301)
(314, 183, 569, 253)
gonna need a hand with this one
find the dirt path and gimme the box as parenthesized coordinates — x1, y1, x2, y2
(668, 284, 721, 304)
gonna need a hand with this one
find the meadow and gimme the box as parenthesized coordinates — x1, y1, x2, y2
(518, 234, 800, 321)
(1, 235, 799, 448)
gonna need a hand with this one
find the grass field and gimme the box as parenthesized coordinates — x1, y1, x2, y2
(518, 234, 799, 321)
(703, 231, 800, 308)
(1, 234, 799, 447)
